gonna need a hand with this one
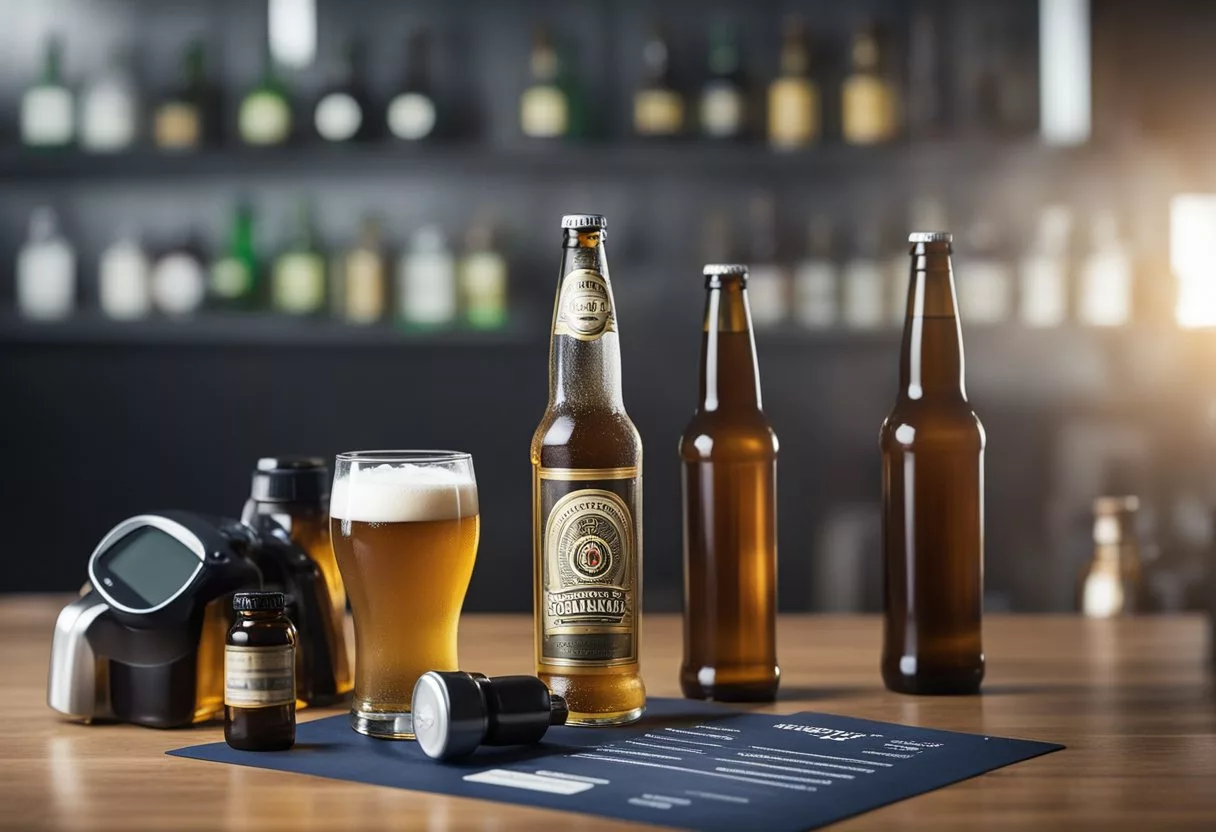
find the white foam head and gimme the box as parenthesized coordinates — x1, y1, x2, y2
(330, 463, 478, 523)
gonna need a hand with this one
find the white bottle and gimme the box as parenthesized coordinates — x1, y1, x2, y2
(1019, 205, 1072, 327)
(842, 226, 885, 329)
(22, 39, 75, 148)
(460, 225, 508, 329)
(745, 194, 788, 328)
(151, 247, 207, 316)
(956, 219, 1013, 326)
(80, 50, 139, 152)
(1078, 212, 1132, 327)
(399, 226, 456, 326)
(793, 217, 838, 329)
(17, 207, 76, 320)
(99, 229, 151, 320)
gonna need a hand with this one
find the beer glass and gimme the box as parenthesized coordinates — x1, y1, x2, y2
(330, 451, 480, 738)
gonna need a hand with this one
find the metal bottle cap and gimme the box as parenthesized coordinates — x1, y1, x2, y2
(561, 214, 608, 230)
(908, 231, 952, 243)
(249, 456, 330, 505)
(702, 263, 749, 277)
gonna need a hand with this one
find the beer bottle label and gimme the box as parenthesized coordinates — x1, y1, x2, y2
(224, 645, 295, 708)
(552, 269, 617, 342)
(536, 467, 640, 666)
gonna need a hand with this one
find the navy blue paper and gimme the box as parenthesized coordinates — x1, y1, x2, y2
(169, 698, 1061, 831)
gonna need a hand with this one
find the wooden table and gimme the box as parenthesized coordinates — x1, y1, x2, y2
(3, 597, 1215, 830)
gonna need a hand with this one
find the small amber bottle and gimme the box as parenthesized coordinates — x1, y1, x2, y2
(225, 591, 296, 751)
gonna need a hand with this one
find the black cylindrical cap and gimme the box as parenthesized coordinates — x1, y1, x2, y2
(233, 591, 287, 612)
(250, 456, 330, 505)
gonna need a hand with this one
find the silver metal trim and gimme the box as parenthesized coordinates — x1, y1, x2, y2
(47, 596, 112, 720)
(413, 671, 452, 759)
(88, 515, 206, 615)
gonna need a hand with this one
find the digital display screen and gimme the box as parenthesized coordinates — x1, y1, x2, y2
(104, 527, 200, 607)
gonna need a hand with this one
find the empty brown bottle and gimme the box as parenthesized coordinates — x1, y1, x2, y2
(880, 232, 985, 695)
(680, 264, 780, 702)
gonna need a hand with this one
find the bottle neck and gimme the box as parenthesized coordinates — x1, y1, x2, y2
(549, 230, 622, 410)
(238, 609, 283, 621)
(898, 241, 966, 400)
(700, 277, 761, 410)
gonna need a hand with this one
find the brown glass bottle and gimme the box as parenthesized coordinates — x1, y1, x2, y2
(880, 232, 985, 695)
(225, 592, 296, 750)
(680, 264, 780, 702)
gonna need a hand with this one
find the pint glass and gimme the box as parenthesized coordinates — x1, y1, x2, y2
(330, 451, 480, 738)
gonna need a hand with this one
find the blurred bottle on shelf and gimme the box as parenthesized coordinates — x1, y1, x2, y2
(956, 218, 1012, 326)
(634, 23, 684, 138)
(80, 47, 139, 153)
(841, 222, 886, 329)
(520, 26, 568, 139)
(1078, 211, 1132, 327)
(1079, 496, 1145, 618)
(154, 41, 214, 152)
(1019, 205, 1073, 328)
(272, 201, 327, 315)
(314, 39, 369, 143)
(842, 23, 898, 145)
(387, 29, 438, 142)
(460, 223, 509, 330)
(151, 237, 207, 317)
(338, 216, 386, 325)
(793, 215, 838, 329)
(701, 205, 735, 266)
(210, 202, 259, 310)
(240, 50, 293, 146)
(21, 37, 74, 149)
(699, 20, 744, 139)
(99, 228, 151, 320)
(16, 208, 76, 320)
(745, 193, 787, 329)
(767, 17, 817, 150)
(399, 225, 456, 328)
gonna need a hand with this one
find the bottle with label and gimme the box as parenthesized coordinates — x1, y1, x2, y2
(1019, 205, 1073, 328)
(22, 37, 75, 149)
(240, 49, 293, 147)
(338, 216, 386, 325)
(634, 23, 684, 138)
(151, 238, 207, 317)
(767, 17, 818, 150)
(745, 193, 788, 329)
(225, 591, 296, 752)
(16, 207, 76, 320)
(842, 222, 886, 329)
(794, 215, 838, 329)
(387, 29, 438, 142)
(99, 228, 151, 320)
(842, 23, 898, 145)
(520, 26, 569, 139)
(210, 202, 259, 310)
(272, 201, 327, 316)
(154, 41, 212, 151)
(314, 39, 369, 143)
(956, 218, 1013, 326)
(1079, 496, 1145, 618)
(531, 214, 645, 726)
(1078, 211, 1133, 327)
(460, 223, 509, 330)
(80, 47, 139, 153)
(699, 20, 745, 139)
(399, 225, 456, 328)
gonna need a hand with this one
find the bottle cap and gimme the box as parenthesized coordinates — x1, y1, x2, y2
(908, 231, 952, 243)
(561, 214, 607, 230)
(233, 591, 287, 612)
(250, 456, 330, 505)
(703, 263, 749, 277)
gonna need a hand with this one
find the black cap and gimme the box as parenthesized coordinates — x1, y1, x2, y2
(561, 214, 607, 230)
(233, 591, 287, 612)
(250, 456, 329, 505)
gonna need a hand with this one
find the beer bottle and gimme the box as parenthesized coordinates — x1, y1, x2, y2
(680, 264, 780, 702)
(532, 214, 645, 726)
(880, 232, 985, 695)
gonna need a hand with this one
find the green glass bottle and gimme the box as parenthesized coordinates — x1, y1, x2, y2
(272, 201, 326, 316)
(211, 203, 259, 310)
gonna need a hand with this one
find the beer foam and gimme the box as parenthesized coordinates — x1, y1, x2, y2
(330, 463, 479, 523)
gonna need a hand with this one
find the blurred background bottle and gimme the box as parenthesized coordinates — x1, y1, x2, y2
(21, 36, 74, 149)
(17, 207, 76, 320)
(80, 46, 139, 153)
(842, 221, 886, 329)
(210, 202, 260, 310)
(151, 234, 207, 317)
(338, 216, 386, 325)
(240, 49, 293, 146)
(272, 201, 327, 315)
(1019, 205, 1073, 328)
(767, 17, 817, 150)
(387, 29, 437, 142)
(460, 223, 508, 330)
(1079, 496, 1146, 617)
(153, 41, 213, 152)
(399, 225, 456, 328)
(956, 217, 1013, 326)
(99, 228, 151, 320)
(744, 193, 788, 329)
(699, 20, 745, 140)
(314, 38, 368, 144)
(842, 22, 898, 145)
(634, 23, 684, 138)
(520, 25, 568, 139)
(793, 215, 838, 329)
(1078, 211, 1132, 327)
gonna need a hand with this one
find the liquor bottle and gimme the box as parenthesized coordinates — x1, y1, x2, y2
(16, 207, 76, 320)
(240, 50, 293, 146)
(151, 237, 208, 317)
(210, 203, 259, 310)
(794, 215, 838, 329)
(633, 23, 684, 138)
(21, 37, 74, 149)
(1079, 497, 1145, 618)
(80, 47, 139, 153)
(460, 223, 509, 330)
(767, 18, 818, 150)
(956, 218, 1013, 326)
(99, 228, 151, 320)
(531, 214, 646, 725)
(314, 39, 369, 143)
(880, 232, 985, 695)
(154, 41, 213, 151)
(699, 21, 745, 139)
(680, 264, 780, 702)
(387, 30, 438, 141)
(1078, 211, 1132, 327)
(399, 226, 456, 327)
(520, 26, 568, 139)
(1019, 205, 1072, 328)
(841, 223, 886, 329)
(745, 193, 788, 329)
(842, 23, 898, 145)
(338, 216, 386, 325)
(272, 201, 327, 315)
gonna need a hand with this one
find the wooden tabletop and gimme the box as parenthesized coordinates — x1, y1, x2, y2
(3, 597, 1215, 831)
